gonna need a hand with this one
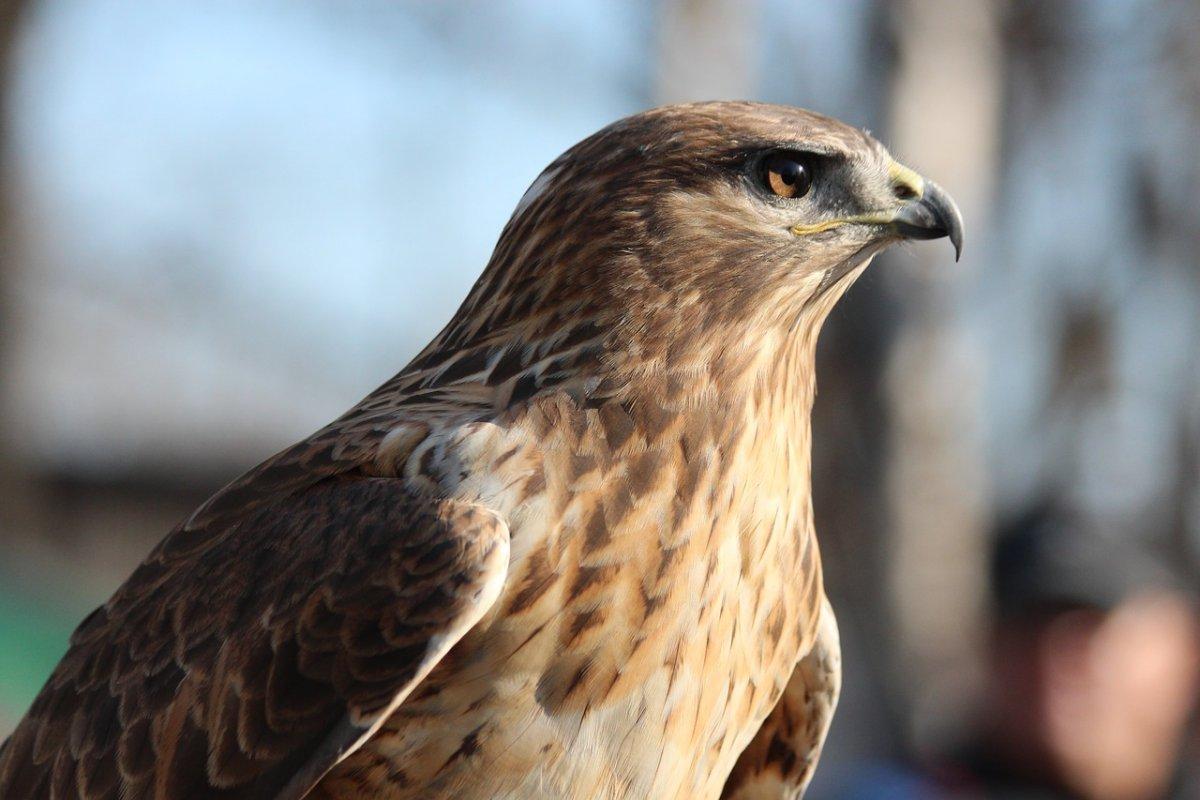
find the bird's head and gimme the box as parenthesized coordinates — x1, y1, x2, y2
(435, 102, 962, 398)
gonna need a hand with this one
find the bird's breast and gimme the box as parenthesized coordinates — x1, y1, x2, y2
(325, 395, 821, 799)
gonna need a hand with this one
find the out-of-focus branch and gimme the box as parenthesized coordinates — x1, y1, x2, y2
(883, 0, 1000, 751)
(655, 0, 757, 103)
(0, 0, 35, 533)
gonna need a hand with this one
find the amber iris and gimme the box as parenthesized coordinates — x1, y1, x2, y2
(765, 152, 812, 199)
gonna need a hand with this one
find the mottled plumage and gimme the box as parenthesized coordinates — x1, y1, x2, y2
(0, 102, 961, 799)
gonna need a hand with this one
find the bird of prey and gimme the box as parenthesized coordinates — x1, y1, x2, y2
(0, 102, 962, 800)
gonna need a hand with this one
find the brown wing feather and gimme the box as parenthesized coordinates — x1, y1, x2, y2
(722, 597, 841, 800)
(0, 477, 508, 800)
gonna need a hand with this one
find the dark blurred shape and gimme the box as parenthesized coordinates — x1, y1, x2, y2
(989, 504, 1183, 621)
(942, 504, 1200, 800)
(834, 503, 1200, 800)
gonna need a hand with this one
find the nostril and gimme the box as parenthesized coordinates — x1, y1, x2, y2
(893, 183, 918, 201)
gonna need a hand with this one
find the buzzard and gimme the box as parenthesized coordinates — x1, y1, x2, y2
(0, 102, 962, 799)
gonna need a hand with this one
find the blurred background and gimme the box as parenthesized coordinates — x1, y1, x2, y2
(1, 1, 1198, 797)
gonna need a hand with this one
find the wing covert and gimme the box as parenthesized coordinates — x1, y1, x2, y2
(0, 477, 508, 800)
(722, 597, 841, 800)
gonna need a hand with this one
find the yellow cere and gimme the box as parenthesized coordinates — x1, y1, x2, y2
(887, 161, 925, 200)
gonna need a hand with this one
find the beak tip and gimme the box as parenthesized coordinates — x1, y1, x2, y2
(946, 202, 964, 262)
(887, 178, 965, 262)
(923, 179, 964, 263)
(925, 179, 964, 264)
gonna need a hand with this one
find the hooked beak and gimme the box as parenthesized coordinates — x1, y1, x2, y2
(890, 179, 964, 261)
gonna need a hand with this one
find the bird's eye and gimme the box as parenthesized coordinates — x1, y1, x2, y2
(764, 152, 813, 199)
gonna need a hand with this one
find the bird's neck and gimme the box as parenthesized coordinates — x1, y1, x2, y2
(606, 301, 824, 424)
(389, 284, 832, 442)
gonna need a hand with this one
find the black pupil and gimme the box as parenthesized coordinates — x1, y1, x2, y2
(766, 153, 811, 196)
(778, 159, 802, 185)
